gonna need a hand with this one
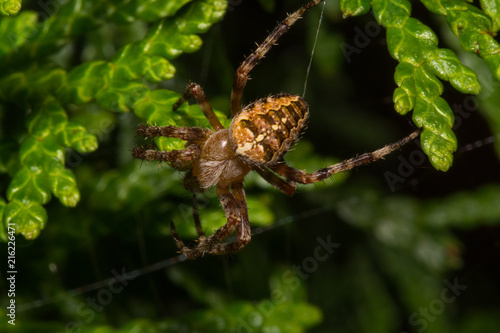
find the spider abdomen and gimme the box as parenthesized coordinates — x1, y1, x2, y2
(229, 94, 309, 165)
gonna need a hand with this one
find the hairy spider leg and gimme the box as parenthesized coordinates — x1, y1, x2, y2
(136, 123, 212, 143)
(170, 221, 193, 256)
(171, 182, 250, 259)
(173, 82, 225, 131)
(170, 195, 207, 256)
(230, 0, 323, 117)
(205, 182, 251, 255)
(229, 182, 252, 251)
(270, 129, 421, 184)
(191, 194, 205, 239)
(132, 144, 201, 166)
(255, 167, 297, 196)
(133, 124, 211, 169)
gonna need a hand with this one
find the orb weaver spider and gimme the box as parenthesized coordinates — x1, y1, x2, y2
(133, 0, 421, 259)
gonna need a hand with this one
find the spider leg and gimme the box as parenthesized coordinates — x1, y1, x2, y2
(136, 124, 211, 143)
(271, 129, 421, 184)
(191, 194, 206, 239)
(171, 182, 250, 259)
(199, 182, 251, 255)
(132, 144, 200, 167)
(134, 124, 206, 170)
(170, 221, 191, 255)
(223, 182, 251, 253)
(230, 0, 323, 116)
(169, 194, 207, 256)
(254, 167, 297, 196)
(173, 82, 225, 131)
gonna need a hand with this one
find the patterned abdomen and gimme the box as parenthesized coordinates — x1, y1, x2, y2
(229, 94, 309, 165)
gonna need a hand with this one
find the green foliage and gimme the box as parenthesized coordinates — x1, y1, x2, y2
(0, 0, 227, 240)
(0, 0, 495, 240)
(0, 267, 321, 332)
(1, 1, 500, 333)
(340, 0, 500, 171)
(162, 267, 322, 332)
(0, 0, 20, 16)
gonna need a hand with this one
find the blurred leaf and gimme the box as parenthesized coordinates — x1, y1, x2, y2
(48, 166, 80, 207)
(7, 167, 51, 204)
(480, 0, 500, 32)
(340, 0, 372, 17)
(0, 0, 227, 240)
(174, 267, 322, 333)
(0, 197, 6, 241)
(456, 310, 500, 332)
(0, 0, 21, 16)
(3, 199, 47, 239)
(0, 11, 36, 56)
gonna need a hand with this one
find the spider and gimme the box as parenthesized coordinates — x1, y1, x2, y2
(133, 0, 421, 259)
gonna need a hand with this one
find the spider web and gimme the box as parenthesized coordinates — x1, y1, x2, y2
(15, 134, 498, 317)
(17, 203, 336, 312)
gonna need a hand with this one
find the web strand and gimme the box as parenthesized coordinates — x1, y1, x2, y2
(16, 204, 336, 312)
(302, 0, 326, 98)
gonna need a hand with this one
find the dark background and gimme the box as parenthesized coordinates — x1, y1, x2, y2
(2, 1, 500, 332)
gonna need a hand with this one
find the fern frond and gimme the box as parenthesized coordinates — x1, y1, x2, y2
(0, 0, 226, 240)
(0, 0, 21, 16)
(340, 0, 488, 171)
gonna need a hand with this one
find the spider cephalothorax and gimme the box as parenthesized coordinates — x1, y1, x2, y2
(133, 0, 420, 259)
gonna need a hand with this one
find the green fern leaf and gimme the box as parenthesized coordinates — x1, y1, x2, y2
(60, 62, 112, 104)
(420, 1, 500, 81)
(0, 0, 21, 16)
(0, 11, 36, 57)
(383, 10, 461, 171)
(26, 98, 68, 137)
(60, 121, 99, 153)
(372, 0, 411, 28)
(7, 167, 52, 205)
(48, 166, 80, 207)
(3, 200, 47, 240)
(340, 0, 372, 17)
(110, 0, 193, 23)
(413, 97, 457, 171)
(342, 0, 485, 171)
(0, 0, 227, 240)
(480, 0, 500, 32)
(427, 48, 482, 94)
(477, 33, 500, 79)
